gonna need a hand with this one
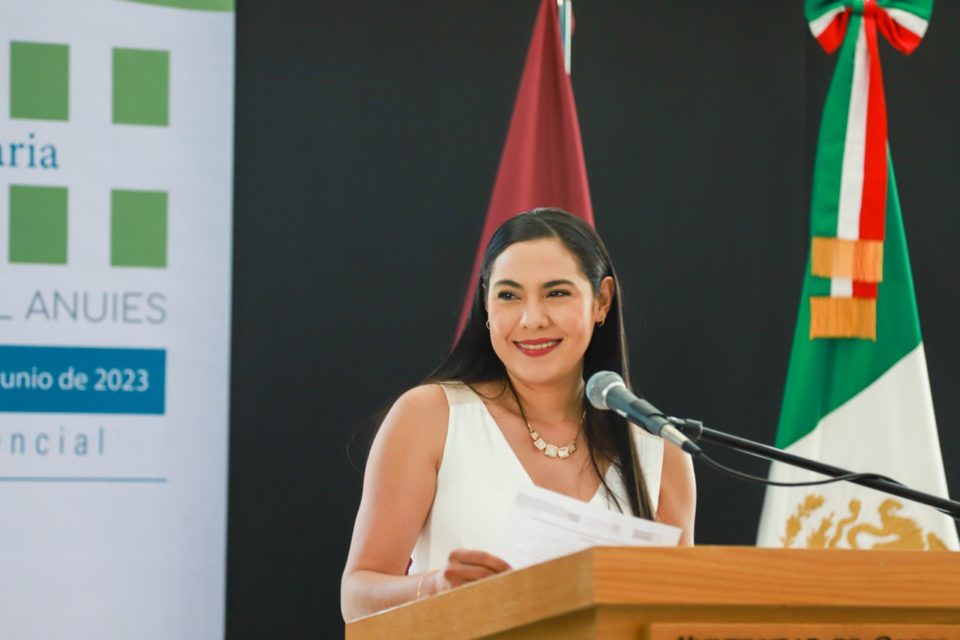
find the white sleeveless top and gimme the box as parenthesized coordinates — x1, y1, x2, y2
(409, 382, 664, 573)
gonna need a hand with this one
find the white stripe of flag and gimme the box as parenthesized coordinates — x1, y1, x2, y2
(831, 22, 869, 298)
(885, 8, 929, 39)
(809, 6, 847, 39)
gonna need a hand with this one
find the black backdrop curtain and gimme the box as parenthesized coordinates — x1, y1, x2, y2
(229, 2, 960, 637)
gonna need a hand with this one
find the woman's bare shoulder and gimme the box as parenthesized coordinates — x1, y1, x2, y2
(390, 383, 448, 416)
(375, 384, 450, 459)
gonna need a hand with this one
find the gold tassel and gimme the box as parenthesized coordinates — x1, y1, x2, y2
(810, 297, 877, 340)
(810, 237, 883, 282)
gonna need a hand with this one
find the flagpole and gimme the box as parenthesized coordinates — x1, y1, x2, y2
(557, 0, 571, 74)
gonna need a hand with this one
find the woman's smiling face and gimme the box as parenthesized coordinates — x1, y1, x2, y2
(485, 237, 612, 386)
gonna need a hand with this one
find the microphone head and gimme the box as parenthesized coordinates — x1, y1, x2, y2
(586, 371, 626, 410)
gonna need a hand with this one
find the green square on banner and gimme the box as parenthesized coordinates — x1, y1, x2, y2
(9, 185, 68, 264)
(113, 48, 169, 126)
(10, 42, 69, 121)
(111, 190, 168, 268)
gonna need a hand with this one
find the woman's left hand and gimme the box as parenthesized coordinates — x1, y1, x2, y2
(425, 549, 512, 596)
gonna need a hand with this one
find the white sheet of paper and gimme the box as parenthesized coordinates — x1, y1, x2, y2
(494, 485, 682, 569)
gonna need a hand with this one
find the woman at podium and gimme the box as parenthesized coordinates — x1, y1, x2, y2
(341, 209, 695, 620)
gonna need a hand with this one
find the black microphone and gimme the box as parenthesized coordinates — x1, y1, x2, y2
(586, 371, 702, 456)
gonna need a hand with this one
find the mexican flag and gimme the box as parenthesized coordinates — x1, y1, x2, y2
(756, 0, 958, 550)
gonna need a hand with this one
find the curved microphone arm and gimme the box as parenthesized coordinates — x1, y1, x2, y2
(669, 417, 960, 520)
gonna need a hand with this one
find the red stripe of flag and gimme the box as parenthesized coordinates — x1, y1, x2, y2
(851, 3, 889, 301)
(815, 10, 851, 54)
(876, 9, 923, 55)
(858, 6, 888, 244)
(853, 281, 878, 298)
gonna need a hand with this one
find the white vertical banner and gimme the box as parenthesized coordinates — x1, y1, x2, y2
(0, 1, 233, 638)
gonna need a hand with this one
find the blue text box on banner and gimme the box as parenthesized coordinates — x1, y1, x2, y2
(0, 345, 166, 414)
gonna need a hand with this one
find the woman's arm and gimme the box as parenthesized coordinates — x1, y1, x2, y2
(340, 385, 512, 621)
(341, 384, 448, 621)
(656, 441, 697, 545)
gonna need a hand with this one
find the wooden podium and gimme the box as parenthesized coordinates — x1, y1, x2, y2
(345, 546, 960, 639)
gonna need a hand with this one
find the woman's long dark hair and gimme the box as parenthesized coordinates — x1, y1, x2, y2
(425, 208, 655, 519)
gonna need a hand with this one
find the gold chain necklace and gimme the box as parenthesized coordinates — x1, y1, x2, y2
(508, 380, 585, 460)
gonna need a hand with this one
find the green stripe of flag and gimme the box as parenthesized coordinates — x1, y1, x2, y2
(881, 0, 933, 21)
(776, 156, 922, 448)
(805, 1, 850, 23)
(810, 14, 860, 239)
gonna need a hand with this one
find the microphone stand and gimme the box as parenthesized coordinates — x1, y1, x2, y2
(670, 418, 960, 520)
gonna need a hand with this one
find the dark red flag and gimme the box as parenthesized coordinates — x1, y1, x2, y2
(456, 0, 594, 337)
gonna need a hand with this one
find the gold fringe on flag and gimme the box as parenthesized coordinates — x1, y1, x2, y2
(810, 296, 877, 341)
(810, 237, 884, 282)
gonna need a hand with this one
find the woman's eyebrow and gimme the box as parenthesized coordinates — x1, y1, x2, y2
(492, 278, 577, 289)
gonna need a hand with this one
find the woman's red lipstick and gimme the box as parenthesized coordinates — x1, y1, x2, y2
(513, 338, 561, 357)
